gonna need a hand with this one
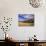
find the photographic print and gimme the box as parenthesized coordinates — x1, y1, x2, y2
(18, 14, 34, 26)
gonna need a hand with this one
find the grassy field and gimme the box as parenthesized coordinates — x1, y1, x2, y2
(19, 22, 34, 26)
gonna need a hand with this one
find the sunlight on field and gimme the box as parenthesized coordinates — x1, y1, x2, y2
(19, 22, 34, 26)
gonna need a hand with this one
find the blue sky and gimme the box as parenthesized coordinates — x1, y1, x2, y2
(18, 14, 34, 21)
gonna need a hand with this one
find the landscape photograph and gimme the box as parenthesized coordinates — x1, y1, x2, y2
(18, 14, 34, 26)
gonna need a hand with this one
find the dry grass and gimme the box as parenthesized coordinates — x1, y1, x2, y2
(18, 22, 34, 26)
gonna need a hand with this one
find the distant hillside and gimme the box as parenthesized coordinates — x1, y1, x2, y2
(19, 19, 34, 23)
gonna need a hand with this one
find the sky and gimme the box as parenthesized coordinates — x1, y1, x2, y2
(18, 14, 34, 21)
